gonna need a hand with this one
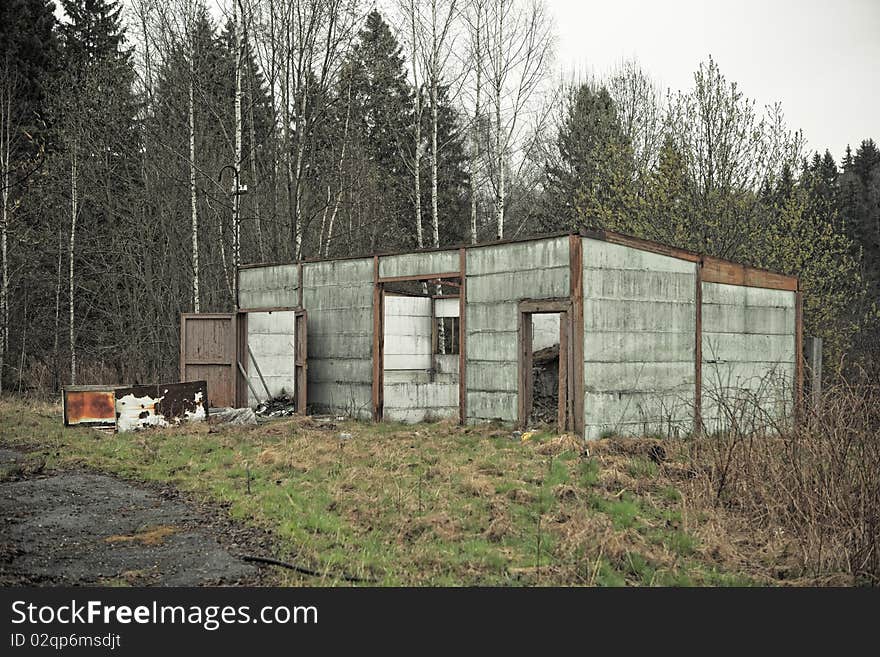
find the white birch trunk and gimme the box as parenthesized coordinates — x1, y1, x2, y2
(189, 63, 200, 313)
(410, 2, 424, 249)
(68, 144, 77, 385)
(233, 0, 243, 299)
(494, 3, 504, 239)
(0, 86, 9, 392)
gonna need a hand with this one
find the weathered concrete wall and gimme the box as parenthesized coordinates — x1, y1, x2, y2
(701, 282, 796, 431)
(246, 311, 296, 406)
(582, 238, 697, 439)
(434, 297, 459, 318)
(466, 237, 570, 423)
(301, 258, 373, 419)
(239, 264, 299, 309)
(383, 296, 457, 423)
(378, 250, 459, 279)
(384, 296, 432, 370)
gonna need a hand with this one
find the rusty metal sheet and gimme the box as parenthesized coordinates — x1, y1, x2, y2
(114, 381, 208, 433)
(63, 387, 118, 430)
(114, 384, 164, 432)
(156, 380, 208, 425)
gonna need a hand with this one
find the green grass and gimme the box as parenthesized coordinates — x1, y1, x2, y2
(0, 399, 762, 587)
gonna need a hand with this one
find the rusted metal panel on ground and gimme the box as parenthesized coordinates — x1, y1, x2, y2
(63, 381, 208, 433)
(63, 386, 118, 430)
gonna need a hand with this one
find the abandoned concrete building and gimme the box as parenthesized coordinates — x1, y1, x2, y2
(178, 229, 802, 440)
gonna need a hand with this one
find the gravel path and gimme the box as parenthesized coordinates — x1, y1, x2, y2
(0, 448, 273, 586)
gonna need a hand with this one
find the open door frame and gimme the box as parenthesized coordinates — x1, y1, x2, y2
(234, 307, 307, 413)
(517, 298, 573, 434)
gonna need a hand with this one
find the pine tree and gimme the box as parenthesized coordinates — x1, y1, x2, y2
(345, 10, 416, 249)
(541, 83, 635, 231)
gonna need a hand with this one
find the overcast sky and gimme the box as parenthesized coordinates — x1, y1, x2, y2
(550, 0, 880, 160)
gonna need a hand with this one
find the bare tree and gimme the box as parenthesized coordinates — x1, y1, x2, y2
(483, 0, 553, 238)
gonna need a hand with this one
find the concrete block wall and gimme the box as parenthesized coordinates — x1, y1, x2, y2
(582, 238, 697, 439)
(246, 311, 296, 406)
(465, 236, 570, 423)
(239, 264, 299, 309)
(378, 250, 459, 279)
(701, 282, 796, 431)
(301, 258, 374, 419)
(384, 296, 432, 371)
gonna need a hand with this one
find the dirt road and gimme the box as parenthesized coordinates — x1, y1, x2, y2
(0, 449, 271, 586)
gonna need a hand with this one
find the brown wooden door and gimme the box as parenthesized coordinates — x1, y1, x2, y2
(295, 309, 308, 413)
(180, 313, 238, 408)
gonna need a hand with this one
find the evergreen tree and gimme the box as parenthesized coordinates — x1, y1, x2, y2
(541, 83, 635, 231)
(344, 10, 415, 249)
(640, 135, 694, 248)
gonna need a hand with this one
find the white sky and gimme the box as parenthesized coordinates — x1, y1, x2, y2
(549, 0, 880, 160)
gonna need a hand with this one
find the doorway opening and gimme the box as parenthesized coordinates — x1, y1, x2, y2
(518, 299, 572, 433)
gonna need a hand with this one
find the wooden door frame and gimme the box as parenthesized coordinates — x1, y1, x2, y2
(235, 307, 306, 411)
(372, 263, 463, 422)
(517, 298, 572, 434)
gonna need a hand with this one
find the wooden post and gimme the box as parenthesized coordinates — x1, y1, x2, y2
(371, 256, 384, 421)
(568, 235, 584, 437)
(458, 247, 467, 425)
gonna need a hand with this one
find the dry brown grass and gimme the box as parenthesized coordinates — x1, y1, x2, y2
(680, 377, 880, 586)
(105, 525, 178, 546)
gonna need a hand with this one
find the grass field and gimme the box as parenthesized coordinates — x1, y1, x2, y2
(0, 399, 803, 586)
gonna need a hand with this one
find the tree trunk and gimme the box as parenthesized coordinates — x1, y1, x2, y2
(233, 0, 243, 301)
(493, 1, 504, 239)
(248, 60, 263, 261)
(189, 48, 200, 313)
(470, 5, 481, 245)
(68, 144, 77, 385)
(410, 2, 424, 249)
(0, 87, 8, 393)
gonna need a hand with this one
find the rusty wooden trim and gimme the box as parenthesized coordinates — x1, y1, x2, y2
(795, 282, 804, 424)
(702, 256, 798, 291)
(295, 309, 308, 414)
(557, 313, 569, 433)
(519, 298, 571, 314)
(377, 271, 461, 284)
(459, 247, 467, 425)
(580, 228, 701, 263)
(569, 235, 585, 437)
(694, 259, 703, 437)
(516, 311, 533, 428)
(236, 312, 248, 407)
(236, 305, 300, 314)
(371, 256, 383, 421)
(179, 315, 186, 383)
(433, 293, 460, 299)
(238, 260, 300, 270)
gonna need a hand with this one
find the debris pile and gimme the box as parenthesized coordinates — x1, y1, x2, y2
(255, 394, 297, 418)
(530, 344, 559, 425)
(209, 407, 257, 426)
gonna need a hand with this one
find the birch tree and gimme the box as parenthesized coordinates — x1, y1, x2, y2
(483, 0, 553, 238)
